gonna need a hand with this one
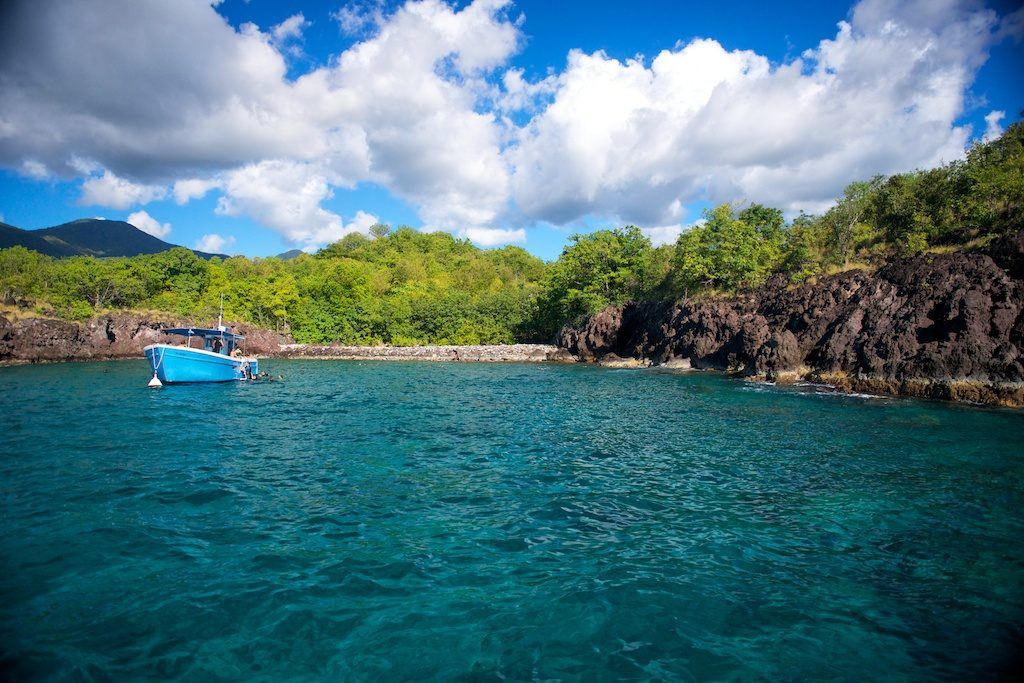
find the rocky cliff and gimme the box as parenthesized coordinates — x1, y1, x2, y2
(0, 313, 291, 364)
(557, 231, 1024, 406)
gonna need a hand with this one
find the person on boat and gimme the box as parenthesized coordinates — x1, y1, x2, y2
(212, 338, 224, 354)
(231, 347, 243, 357)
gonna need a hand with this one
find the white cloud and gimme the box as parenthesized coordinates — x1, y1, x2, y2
(20, 160, 49, 179)
(641, 225, 684, 247)
(0, 0, 517, 246)
(319, 0, 517, 230)
(195, 233, 235, 253)
(127, 210, 172, 239)
(215, 160, 342, 245)
(0, 0, 1017, 249)
(641, 218, 707, 247)
(498, 67, 559, 113)
(345, 210, 381, 236)
(983, 110, 1005, 142)
(995, 5, 1024, 41)
(271, 13, 309, 43)
(508, 0, 1005, 223)
(332, 0, 386, 37)
(215, 159, 379, 247)
(79, 169, 166, 209)
(461, 226, 525, 246)
(173, 177, 222, 204)
(0, 1, 317, 178)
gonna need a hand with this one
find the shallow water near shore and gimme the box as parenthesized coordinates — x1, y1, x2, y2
(1, 360, 1022, 679)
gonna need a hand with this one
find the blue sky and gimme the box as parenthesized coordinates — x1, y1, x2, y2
(0, 0, 1021, 260)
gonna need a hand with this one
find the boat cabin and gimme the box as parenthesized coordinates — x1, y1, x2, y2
(162, 327, 246, 356)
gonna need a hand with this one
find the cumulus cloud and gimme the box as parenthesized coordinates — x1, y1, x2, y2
(271, 13, 310, 43)
(215, 159, 379, 247)
(461, 227, 526, 246)
(995, 5, 1024, 41)
(0, 1, 330, 183)
(0, 0, 517, 245)
(332, 0, 387, 37)
(508, 0, 1007, 224)
(20, 160, 49, 179)
(173, 177, 223, 204)
(270, 13, 311, 59)
(0, 0, 1017, 250)
(80, 169, 167, 209)
(641, 225, 684, 247)
(195, 233, 235, 253)
(498, 68, 559, 113)
(321, 0, 517, 229)
(983, 110, 1005, 141)
(127, 210, 172, 239)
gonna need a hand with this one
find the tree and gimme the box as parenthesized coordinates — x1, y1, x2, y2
(538, 226, 655, 329)
(369, 222, 392, 239)
(822, 177, 884, 264)
(672, 204, 786, 292)
(739, 204, 785, 242)
(961, 120, 1024, 235)
(319, 233, 371, 258)
(779, 213, 823, 281)
(0, 246, 48, 301)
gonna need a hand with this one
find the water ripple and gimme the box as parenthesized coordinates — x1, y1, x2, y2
(1, 360, 1022, 680)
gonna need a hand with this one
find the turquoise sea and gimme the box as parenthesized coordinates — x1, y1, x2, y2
(1, 360, 1022, 680)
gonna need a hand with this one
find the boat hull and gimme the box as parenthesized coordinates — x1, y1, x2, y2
(144, 344, 259, 383)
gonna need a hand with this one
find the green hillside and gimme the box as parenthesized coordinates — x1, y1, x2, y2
(0, 221, 79, 257)
(0, 218, 226, 259)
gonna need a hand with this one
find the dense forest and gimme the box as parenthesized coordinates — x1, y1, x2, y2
(1, 122, 1020, 345)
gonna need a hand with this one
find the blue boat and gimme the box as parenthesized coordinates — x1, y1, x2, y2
(144, 327, 259, 386)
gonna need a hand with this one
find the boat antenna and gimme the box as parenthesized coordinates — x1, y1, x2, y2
(218, 293, 224, 331)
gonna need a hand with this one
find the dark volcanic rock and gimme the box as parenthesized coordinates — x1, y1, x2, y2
(0, 316, 14, 357)
(557, 231, 1024, 405)
(986, 230, 1024, 280)
(7, 317, 88, 362)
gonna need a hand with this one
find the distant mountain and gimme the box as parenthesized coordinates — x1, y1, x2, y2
(1, 221, 79, 257)
(0, 218, 227, 259)
(275, 249, 305, 260)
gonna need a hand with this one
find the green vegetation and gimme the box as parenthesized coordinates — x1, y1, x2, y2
(1, 227, 547, 345)
(1, 123, 1021, 341)
(535, 226, 668, 332)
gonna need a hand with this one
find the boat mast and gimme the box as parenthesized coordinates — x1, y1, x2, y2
(217, 293, 224, 331)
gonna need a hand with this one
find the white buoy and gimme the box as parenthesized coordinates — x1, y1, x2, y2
(148, 373, 163, 388)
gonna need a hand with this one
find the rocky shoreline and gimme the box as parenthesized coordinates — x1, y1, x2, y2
(275, 343, 574, 362)
(557, 231, 1024, 407)
(0, 314, 571, 366)
(3, 231, 1023, 406)
(0, 313, 291, 365)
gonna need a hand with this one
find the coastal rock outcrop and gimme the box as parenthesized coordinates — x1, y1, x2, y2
(0, 313, 291, 363)
(556, 231, 1024, 406)
(0, 314, 571, 366)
